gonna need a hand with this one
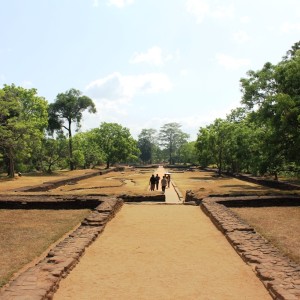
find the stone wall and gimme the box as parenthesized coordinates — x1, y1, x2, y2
(204, 168, 300, 191)
(0, 197, 123, 300)
(13, 168, 117, 192)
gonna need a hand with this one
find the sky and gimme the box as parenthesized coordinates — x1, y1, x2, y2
(1, 0, 300, 141)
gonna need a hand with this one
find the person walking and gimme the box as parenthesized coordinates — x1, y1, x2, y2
(167, 174, 171, 188)
(155, 174, 160, 190)
(149, 174, 156, 191)
(161, 175, 167, 193)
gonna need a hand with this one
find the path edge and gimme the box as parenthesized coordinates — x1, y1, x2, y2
(0, 197, 123, 300)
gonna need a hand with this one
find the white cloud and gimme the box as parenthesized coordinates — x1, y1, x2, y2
(130, 47, 164, 66)
(107, 0, 134, 8)
(232, 30, 250, 43)
(216, 53, 250, 70)
(186, 0, 235, 23)
(280, 22, 300, 33)
(83, 72, 172, 131)
(85, 72, 172, 112)
(186, 0, 209, 23)
(211, 4, 234, 19)
(180, 69, 188, 77)
(130, 46, 177, 66)
(239, 16, 250, 23)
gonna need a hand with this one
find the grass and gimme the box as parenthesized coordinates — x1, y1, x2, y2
(231, 207, 300, 264)
(169, 169, 292, 198)
(0, 209, 90, 288)
(47, 168, 159, 196)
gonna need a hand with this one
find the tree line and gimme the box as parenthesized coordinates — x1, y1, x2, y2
(1, 41, 299, 179)
(0, 86, 195, 177)
(196, 41, 300, 179)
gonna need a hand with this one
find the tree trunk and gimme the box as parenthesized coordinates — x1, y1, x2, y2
(106, 160, 110, 169)
(8, 147, 15, 178)
(68, 120, 74, 170)
(218, 149, 222, 176)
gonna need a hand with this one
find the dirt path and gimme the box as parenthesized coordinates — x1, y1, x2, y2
(155, 166, 182, 203)
(53, 205, 271, 299)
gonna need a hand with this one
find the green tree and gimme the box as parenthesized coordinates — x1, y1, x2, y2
(158, 122, 189, 164)
(72, 131, 104, 169)
(195, 126, 213, 168)
(0, 84, 48, 177)
(137, 128, 157, 164)
(196, 119, 232, 175)
(93, 122, 140, 168)
(240, 42, 300, 177)
(48, 88, 96, 170)
(224, 109, 257, 174)
(34, 135, 69, 173)
(178, 141, 198, 165)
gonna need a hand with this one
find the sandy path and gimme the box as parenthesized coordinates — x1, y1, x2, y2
(54, 205, 271, 300)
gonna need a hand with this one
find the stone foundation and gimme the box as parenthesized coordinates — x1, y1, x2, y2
(200, 195, 300, 300)
(0, 197, 123, 300)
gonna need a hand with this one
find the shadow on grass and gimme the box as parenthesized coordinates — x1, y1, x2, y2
(221, 184, 266, 190)
(189, 176, 228, 181)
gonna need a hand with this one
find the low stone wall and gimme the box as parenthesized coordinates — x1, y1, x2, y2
(204, 168, 300, 191)
(233, 173, 300, 191)
(0, 195, 101, 209)
(0, 197, 123, 300)
(13, 169, 117, 192)
(171, 181, 184, 201)
(200, 195, 300, 300)
(119, 194, 165, 202)
(184, 190, 200, 203)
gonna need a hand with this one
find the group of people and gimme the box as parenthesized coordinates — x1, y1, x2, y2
(149, 173, 170, 193)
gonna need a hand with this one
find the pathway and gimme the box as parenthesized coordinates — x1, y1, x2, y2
(53, 190, 272, 299)
(153, 166, 182, 204)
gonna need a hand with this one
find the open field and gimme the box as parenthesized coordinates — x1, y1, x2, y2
(0, 167, 299, 289)
(0, 209, 90, 288)
(48, 168, 158, 196)
(231, 207, 300, 264)
(169, 169, 299, 198)
(0, 167, 159, 196)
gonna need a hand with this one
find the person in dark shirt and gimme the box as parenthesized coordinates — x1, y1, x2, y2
(155, 174, 160, 190)
(149, 174, 156, 191)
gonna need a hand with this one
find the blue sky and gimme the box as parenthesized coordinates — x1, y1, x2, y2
(1, 0, 300, 140)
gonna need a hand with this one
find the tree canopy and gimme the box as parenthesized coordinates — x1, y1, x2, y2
(0, 84, 48, 177)
(92, 122, 140, 168)
(158, 122, 189, 164)
(48, 88, 96, 170)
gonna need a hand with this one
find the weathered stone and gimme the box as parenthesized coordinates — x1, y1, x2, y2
(201, 195, 300, 300)
(0, 197, 124, 299)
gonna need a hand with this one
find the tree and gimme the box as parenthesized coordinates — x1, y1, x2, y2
(158, 122, 189, 164)
(93, 122, 140, 168)
(196, 118, 236, 175)
(0, 84, 48, 177)
(72, 131, 104, 169)
(195, 126, 213, 168)
(178, 141, 198, 165)
(137, 128, 157, 164)
(240, 42, 300, 177)
(48, 88, 96, 170)
(34, 134, 69, 173)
